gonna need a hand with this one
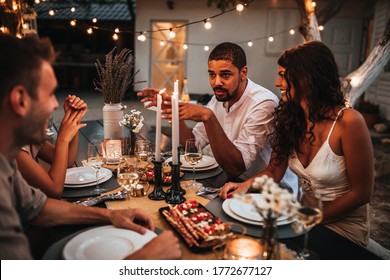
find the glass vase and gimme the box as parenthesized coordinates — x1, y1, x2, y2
(261, 217, 280, 260)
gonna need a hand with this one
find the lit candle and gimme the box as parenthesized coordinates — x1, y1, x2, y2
(171, 80, 179, 164)
(155, 88, 165, 162)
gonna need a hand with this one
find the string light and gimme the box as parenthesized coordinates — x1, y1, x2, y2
(169, 28, 176, 38)
(92, 18, 97, 23)
(236, 4, 245, 12)
(160, 40, 166, 46)
(137, 32, 146, 42)
(183, 44, 188, 50)
(70, 7, 76, 13)
(289, 29, 295, 35)
(87, 27, 93, 35)
(204, 19, 212, 30)
(268, 36, 274, 42)
(247, 41, 253, 47)
(34, 0, 40, 4)
(318, 25, 324, 31)
(70, 20, 76, 27)
(112, 33, 119, 40)
(204, 45, 210, 51)
(312, 2, 317, 8)
(114, 28, 120, 33)
(48, 9, 55, 16)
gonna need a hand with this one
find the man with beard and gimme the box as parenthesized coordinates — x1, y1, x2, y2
(0, 34, 181, 260)
(139, 42, 296, 187)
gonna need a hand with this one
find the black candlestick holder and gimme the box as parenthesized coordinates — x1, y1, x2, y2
(148, 159, 166, 200)
(165, 161, 185, 204)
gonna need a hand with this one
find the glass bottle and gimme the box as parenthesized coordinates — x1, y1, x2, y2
(181, 78, 190, 103)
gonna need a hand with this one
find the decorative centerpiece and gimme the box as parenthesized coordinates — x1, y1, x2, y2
(119, 109, 144, 155)
(94, 47, 139, 139)
(235, 175, 298, 259)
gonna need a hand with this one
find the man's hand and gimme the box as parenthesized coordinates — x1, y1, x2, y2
(109, 208, 155, 235)
(126, 231, 182, 260)
(161, 102, 213, 122)
(137, 88, 170, 108)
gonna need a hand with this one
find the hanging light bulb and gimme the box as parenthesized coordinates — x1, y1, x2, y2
(160, 40, 166, 46)
(169, 28, 176, 39)
(268, 36, 274, 42)
(236, 3, 244, 12)
(48, 9, 55, 16)
(70, 7, 76, 13)
(204, 45, 210, 51)
(204, 19, 212, 30)
(318, 25, 324, 31)
(183, 44, 188, 50)
(87, 28, 93, 35)
(70, 20, 76, 27)
(114, 28, 120, 33)
(247, 41, 253, 47)
(137, 32, 146, 42)
(92, 18, 98, 23)
(112, 33, 119, 41)
(289, 29, 295, 35)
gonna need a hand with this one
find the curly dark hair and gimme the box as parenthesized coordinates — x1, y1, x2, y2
(270, 41, 346, 165)
(208, 42, 247, 71)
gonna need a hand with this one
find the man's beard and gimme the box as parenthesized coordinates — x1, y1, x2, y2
(214, 82, 240, 102)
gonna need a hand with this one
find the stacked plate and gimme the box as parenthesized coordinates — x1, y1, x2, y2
(64, 167, 113, 188)
(166, 155, 219, 171)
(222, 194, 293, 226)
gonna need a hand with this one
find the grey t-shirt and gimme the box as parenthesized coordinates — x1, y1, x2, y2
(0, 154, 47, 259)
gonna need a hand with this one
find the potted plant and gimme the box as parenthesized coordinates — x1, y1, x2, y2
(94, 47, 139, 139)
(356, 100, 380, 128)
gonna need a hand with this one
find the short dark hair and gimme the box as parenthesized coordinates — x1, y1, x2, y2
(0, 34, 56, 104)
(208, 42, 247, 71)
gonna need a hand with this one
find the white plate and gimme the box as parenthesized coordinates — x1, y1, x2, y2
(229, 194, 288, 222)
(166, 155, 218, 171)
(66, 167, 106, 184)
(62, 225, 157, 260)
(222, 199, 292, 226)
(64, 167, 112, 188)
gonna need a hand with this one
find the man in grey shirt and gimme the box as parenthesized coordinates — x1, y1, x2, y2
(0, 34, 181, 260)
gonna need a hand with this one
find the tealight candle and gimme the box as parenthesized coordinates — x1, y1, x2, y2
(105, 139, 122, 164)
(223, 237, 262, 260)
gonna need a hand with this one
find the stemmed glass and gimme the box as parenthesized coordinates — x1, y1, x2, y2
(117, 166, 139, 200)
(87, 141, 107, 194)
(184, 139, 203, 189)
(296, 188, 323, 259)
(134, 140, 153, 177)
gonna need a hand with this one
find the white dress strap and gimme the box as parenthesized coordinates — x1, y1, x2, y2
(326, 107, 348, 141)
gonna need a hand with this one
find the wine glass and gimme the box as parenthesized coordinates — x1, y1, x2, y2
(117, 166, 139, 200)
(134, 140, 153, 174)
(184, 139, 203, 189)
(87, 141, 107, 194)
(296, 188, 323, 259)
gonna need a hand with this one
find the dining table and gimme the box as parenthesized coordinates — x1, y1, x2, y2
(41, 119, 382, 260)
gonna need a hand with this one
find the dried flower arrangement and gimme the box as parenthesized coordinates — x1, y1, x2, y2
(119, 109, 144, 133)
(235, 175, 299, 221)
(94, 47, 140, 104)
